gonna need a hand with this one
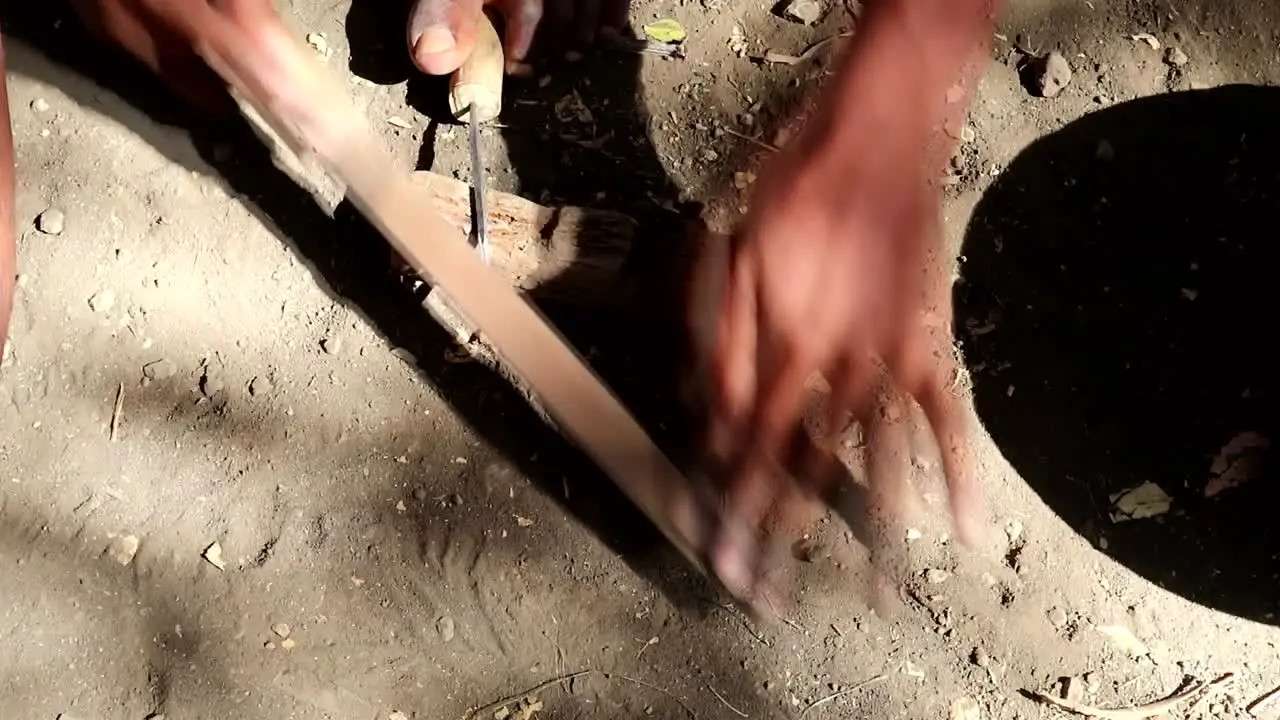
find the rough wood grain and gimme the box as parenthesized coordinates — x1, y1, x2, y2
(407, 172, 638, 305)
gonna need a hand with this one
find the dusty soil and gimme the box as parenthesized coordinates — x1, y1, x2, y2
(4, 1, 1280, 719)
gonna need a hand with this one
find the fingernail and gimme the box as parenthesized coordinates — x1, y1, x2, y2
(506, 60, 535, 77)
(413, 27, 456, 55)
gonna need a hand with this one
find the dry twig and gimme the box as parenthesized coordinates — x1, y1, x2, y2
(1247, 682, 1280, 715)
(762, 32, 853, 65)
(609, 673, 698, 719)
(711, 681, 747, 712)
(462, 670, 590, 720)
(1026, 673, 1234, 720)
(109, 383, 124, 442)
(799, 674, 888, 719)
(723, 127, 780, 153)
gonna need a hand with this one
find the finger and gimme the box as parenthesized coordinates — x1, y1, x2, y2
(707, 246, 759, 462)
(73, 0, 233, 112)
(862, 385, 914, 591)
(497, 0, 543, 67)
(687, 232, 732, 405)
(747, 330, 824, 481)
(709, 459, 781, 602)
(408, 0, 484, 75)
(598, 0, 630, 38)
(912, 339, 984, 548)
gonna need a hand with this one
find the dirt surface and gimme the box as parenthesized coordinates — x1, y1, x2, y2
(4, 1, 1280, 719)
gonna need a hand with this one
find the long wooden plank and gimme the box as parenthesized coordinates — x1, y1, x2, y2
(187, 7, 753, 600)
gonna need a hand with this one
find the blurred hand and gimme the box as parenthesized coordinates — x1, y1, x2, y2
(694, 91, 981, 604)
(409, 0, 632, 76)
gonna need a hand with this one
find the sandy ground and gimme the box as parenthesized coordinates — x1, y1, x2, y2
(5, 0, 1280, 719)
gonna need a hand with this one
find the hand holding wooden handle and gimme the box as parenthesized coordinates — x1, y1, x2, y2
(449, 12, 504, 123)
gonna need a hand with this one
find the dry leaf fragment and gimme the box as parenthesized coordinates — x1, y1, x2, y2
(642, 19, 687, 44)
(1131, 33, 1161, 49)
(1108, 482, 1171, 522)
(1098, 625, 1149, 657)
(202, 541, 227, 570)
(387, 116, 413, 129)
(1205, 431, 1269, 497)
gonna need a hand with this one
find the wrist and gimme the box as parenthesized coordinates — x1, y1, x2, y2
(803, 0, 998, 175)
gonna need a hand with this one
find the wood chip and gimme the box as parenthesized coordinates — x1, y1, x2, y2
(202, 541, 227, 570)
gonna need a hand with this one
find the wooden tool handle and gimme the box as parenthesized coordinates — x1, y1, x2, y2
(449, 12, 504, 123)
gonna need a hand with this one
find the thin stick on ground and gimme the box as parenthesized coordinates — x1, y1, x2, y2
(799, 674, 888, 719)
(1246, 681, 1280, 715)
(1025, 673, 1234, 720)
(707, 683, 748, 718)
(723, 127, 780, 153)
(109, 383, 124, 442)
(609, 673, 698, 719)
(462, 670, 591, 720)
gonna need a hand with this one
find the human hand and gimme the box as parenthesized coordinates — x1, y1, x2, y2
(67, 0, 284, 113)
(408, 0, 631, 75)
(691, 90, 982, 606)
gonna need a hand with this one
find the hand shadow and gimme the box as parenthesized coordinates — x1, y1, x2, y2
(956, 84, 1280, 625)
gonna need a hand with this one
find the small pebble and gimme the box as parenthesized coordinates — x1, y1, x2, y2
(107, 534, 140, 566)
(321, 337, 343, 355)
(1047, 607, 1068, 627)
(249, 375, 274, 397)
(36, 208, 65, 235)
(971, 647, 990, 667)
(88, 290, 116, 313)
(780, 0, 823, 24)
(142, 359, 178, 381)
(1165, 46, 1188, 67)
(924, 568, 950, 584)
(437, 615, 456, 642)
(1032, 51, 1073, 98)
(271, 623, 291, 639)
(199, 372, 225, 397)
(280, 638, 296, 649)
(31, 98, 50, 113)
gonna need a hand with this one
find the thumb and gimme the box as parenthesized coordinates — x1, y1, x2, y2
(408, 0, 484, 75)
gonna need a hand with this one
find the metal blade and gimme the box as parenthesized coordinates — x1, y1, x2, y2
(468, 110, 491, 264)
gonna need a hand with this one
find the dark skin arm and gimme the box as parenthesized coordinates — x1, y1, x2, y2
(0, 33, 15, 361)
(699, 0, 1000, 602)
